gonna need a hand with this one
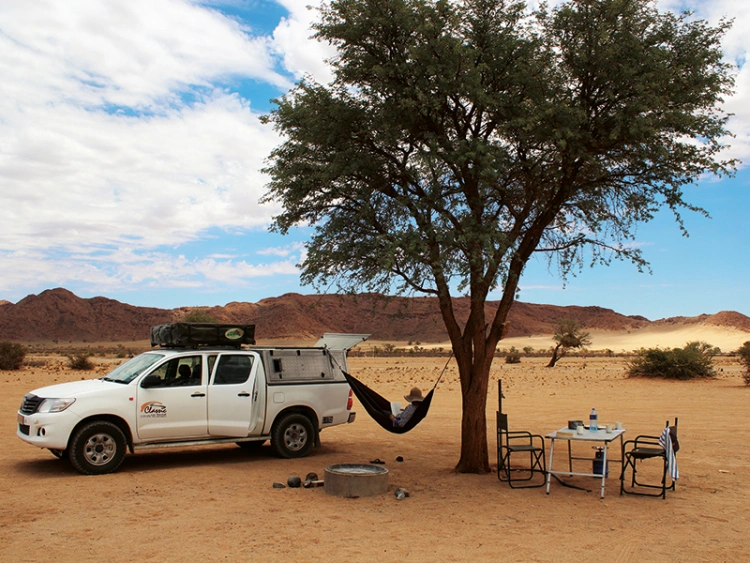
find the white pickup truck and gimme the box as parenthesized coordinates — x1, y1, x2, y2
(17, 332, 367, 475)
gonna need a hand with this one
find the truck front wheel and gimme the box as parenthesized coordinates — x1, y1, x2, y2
(271, 413, 315, 458)
(69, 421, 127, 475)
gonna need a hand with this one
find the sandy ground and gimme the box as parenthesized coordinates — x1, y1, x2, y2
(2, 346, 749, 562)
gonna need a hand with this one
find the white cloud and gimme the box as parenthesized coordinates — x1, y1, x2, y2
(271, 0, 336, 83)
(658, 0, 750, 166)
(0, 0, 308, 302)
(257, 241, 305, 257)
(0, 245, 302, 298)
(0, 0, 290, 108)
(0, 0, 295, 293)
(0, 92, 280, 250)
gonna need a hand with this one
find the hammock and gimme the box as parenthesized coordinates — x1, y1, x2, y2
(343, 371, 435, 434)
(336, 352, 452, 435)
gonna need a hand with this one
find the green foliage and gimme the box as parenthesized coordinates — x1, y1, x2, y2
(553, 319, 592, 349)
(523, 346, 534, 356)
(736, 341, 750, 385)
(261, 0, 734, 472)
(0, 342, 27, 370)
(627, 341, 718, 380)
(181, 309, 218, 323)
(67, 352, 94, 371)
(263, 0, 734, 301)
(505, 347, 521, 364)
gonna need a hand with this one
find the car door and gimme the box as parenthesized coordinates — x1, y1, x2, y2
(207, 352, 259, 437)
(136, 354, 209, 440)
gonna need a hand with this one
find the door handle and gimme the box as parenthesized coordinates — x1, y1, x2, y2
(237, 392, 250, 397)
(191, 392, 206, 398)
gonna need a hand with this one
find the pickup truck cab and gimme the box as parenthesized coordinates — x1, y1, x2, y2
(17, 332, 367, 474)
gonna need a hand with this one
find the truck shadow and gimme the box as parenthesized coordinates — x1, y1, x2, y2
(14, 444, 269, 477)
(15, 442, 347, 477)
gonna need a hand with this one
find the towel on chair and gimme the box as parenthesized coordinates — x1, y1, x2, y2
(659, 426, 679, 481)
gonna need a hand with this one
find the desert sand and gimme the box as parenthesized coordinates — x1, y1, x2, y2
(1, 331, 749, 563)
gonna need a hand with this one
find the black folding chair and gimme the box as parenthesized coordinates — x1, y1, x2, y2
(496, 381, 546, 488)
(620, 418, 679, 499)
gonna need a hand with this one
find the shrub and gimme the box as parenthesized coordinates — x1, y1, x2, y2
(67, 352, 94, 370)
(181, 309, 218, 323)
(627, 341, 717, 380)
(505, 347, 521, 364)
(0, 341, 27, 370)
(736, 341, 750, 386)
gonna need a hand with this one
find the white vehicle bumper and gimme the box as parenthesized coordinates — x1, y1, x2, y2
(17, 411, 80, 450)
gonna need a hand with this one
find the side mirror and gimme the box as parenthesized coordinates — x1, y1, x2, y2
(140, 374, 163, 389)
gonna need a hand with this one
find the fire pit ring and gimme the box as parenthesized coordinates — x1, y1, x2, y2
(324, 464, 389, 498)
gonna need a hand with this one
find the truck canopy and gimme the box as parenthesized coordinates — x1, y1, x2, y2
(315, 333, 370, 350)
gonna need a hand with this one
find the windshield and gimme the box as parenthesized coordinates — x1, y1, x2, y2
(102, 353, 165, 384)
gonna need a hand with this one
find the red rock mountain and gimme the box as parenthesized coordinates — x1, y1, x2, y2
(0, 287, 746, 343)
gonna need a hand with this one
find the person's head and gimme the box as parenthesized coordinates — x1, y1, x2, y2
(404, 387, 424, 404)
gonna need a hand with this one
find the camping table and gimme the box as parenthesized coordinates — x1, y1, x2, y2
(545, 427, 626, 499)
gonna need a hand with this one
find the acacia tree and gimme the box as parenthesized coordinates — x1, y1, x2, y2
(547, 319, 592, 367)
(262, 0, 734, 473)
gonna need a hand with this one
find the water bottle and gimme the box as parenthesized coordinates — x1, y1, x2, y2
(589, 408, 598, 431)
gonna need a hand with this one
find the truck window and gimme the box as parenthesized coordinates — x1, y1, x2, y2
(213, 355, 253, 385)
(145, 356, 202, 387)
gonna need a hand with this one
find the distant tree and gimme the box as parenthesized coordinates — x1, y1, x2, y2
(736, 341, 750, 385)
(262, 0, 735, 472)
(0, 342, 27, 370)
(627, 341, 717, 380)
(547, 319, 592, 367)
(523, 346, 535, 357)
(181, 309, 218, 323)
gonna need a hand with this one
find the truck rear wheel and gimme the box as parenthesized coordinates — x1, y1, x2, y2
(271, 413, 315, 458)
(69, 421, 127, 475)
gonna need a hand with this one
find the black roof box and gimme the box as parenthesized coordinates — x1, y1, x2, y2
(150, 323, 256, 348)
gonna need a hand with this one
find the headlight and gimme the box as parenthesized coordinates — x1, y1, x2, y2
(37, 398, 76, 413)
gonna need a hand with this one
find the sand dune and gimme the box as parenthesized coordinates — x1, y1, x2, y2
(366, 325, 750, 354)
(502, 325, 750, 353)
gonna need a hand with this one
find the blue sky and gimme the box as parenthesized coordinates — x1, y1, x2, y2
(0, 0, 748, 321)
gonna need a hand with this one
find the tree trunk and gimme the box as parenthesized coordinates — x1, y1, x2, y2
(547, 344, 564, 368)
(454, 342, 493, 473)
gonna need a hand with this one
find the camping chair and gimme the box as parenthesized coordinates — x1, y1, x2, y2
(620, 418, 679, 499)
(496, 381, 546, 488)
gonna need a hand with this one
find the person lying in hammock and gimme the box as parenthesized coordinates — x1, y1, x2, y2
(389, 387, 425, 428)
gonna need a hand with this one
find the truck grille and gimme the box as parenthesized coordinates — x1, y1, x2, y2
(18, 424, 30, 435)
(20, 394, 44, 415)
